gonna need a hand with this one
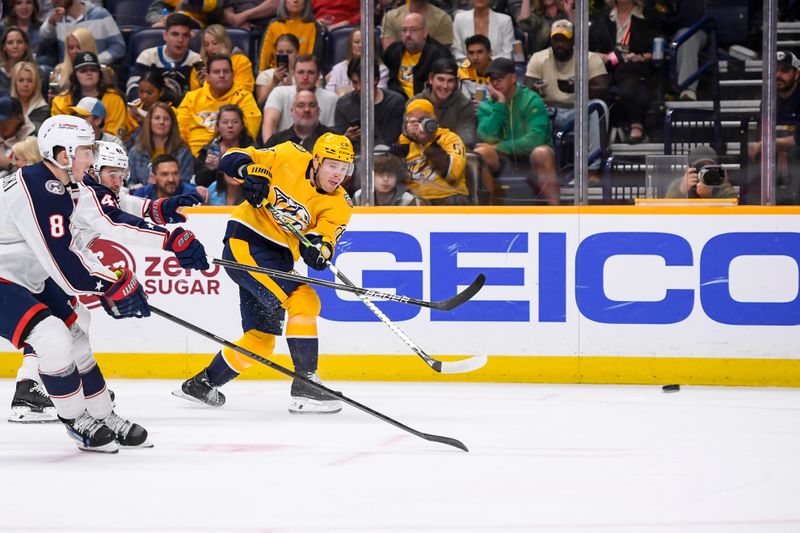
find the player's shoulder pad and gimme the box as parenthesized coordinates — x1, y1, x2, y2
(289, 142, 309, 154)
(17, 164, 72, 209)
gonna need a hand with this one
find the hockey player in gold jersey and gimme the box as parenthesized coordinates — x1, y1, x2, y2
(174, 133, 355, 414)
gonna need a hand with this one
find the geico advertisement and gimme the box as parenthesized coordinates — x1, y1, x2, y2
(3, 212, 799, 358)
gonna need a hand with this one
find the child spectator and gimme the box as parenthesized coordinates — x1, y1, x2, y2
(125, 68, 169, 143)
(354, 153, 422, 205)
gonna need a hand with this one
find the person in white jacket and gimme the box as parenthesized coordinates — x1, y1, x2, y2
(451, 0, 515, 63)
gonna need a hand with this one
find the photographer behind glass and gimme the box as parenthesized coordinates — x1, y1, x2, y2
(666, 145, 736, 199)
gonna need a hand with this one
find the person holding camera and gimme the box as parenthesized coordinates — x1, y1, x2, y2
(666, 145, 736, 199)
(394, 98, 469, 205)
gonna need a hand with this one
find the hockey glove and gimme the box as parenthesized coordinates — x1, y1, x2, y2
(164, 227, 209, 270)
(242, 164, 272, 207)
(101, 268, 150, 319)
(149, 193, 202, 225)
(301, 235, 333, 271)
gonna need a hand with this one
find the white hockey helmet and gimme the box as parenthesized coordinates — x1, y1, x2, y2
(38, 115, 95, 172)
(93, 141, 129, 173)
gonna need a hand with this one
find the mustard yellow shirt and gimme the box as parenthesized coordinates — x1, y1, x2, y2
(226, 142, 353, 261)
(259, 19, 318, 72)
(51, 89, 127, 138)
(399, 127, 468, 200)
(398, 50, 422, 99)
(177, 82, 262, 157)
(190, 53, 255, 93)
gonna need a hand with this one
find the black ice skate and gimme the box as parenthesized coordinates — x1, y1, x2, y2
(8, 379, 58, 424)
(60, 411, 119, 454)
(172, 369, 226, 407)
(289, 372, 342, 414)
(103, 411, 153, 448)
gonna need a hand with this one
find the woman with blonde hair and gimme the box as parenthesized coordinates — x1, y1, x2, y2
(10, 136, 42, 168)
(190, 24, 254, 93)
(127, 102, 195, 187)
(10, 62, 49, 131)
(258, 0, 324, 72)
(50, 27, 113, 96)
(0, 27, 34, 96)
(325, 29, 389, 95)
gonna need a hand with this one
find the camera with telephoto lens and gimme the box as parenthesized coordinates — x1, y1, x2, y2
(698, 165, 726, 186)
(420, 117, 438, 134)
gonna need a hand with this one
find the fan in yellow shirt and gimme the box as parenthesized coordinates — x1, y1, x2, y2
(258, 0, 323, 72)
(174, 133, 355, 415)
(176, 55, 261, 156)
(396, 98, 469, 205)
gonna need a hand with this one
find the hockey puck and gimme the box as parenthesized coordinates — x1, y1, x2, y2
(662, 384, 680, 393)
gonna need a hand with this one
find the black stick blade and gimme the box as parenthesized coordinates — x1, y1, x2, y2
(431, 274, 487, 311)
(422, 433, 470, 452)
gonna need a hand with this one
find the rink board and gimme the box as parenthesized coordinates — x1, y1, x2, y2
(1, 206, 799, 386)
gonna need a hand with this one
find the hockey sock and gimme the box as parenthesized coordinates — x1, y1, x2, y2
(81, 364, 113, 420)
(39, 366, 83, 420)
(16, 345, 40, 383)
(217, 330, 277, 376)
(206, 351, 241, 387)
(287, 337, 318, 375)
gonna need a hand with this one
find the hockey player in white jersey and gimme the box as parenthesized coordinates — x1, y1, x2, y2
(8, 140, 209, 424)
(0, 116, 154, 453)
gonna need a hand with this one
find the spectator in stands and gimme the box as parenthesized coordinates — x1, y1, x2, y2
(263, 89, 332, 150)
(128, 13, 201, 107)
(0, 96, 35, 176)
(261, 54, 336, 143)
(383, 13, 453, 100)
(258, 0, 324, 73)
(0, 0, 43, 56)
(748, 50, 800, 204)
(129, 102, 195, 187)
(10, 62, 49, 131)
(381, 0, 453, 49)
(525, 20, 609, 171)
(395, 98, 470, 205)
(195, 104, 255, 188)
(146, 0, 224, 29)
(69, 96, 124, 147)
(255, 33, 299, 108)
(50, 27, 100, 96)
(190, 24, 254, 93)
(452, 0, 514, 62)
(475, 57, 556, 204)
(0, 27, 34, 96)
(206, 168, 244, 206)
(334, 57, 405, 152)
(518, 0, 569, 55)
(313, 0, 359, 30)
(411, 58, 477, 147)
(221, 0, 278, 32)
(39, 0, 125, 66)
(354, 153, 422, 206)
(326, 29, 390, 96)
(177, 55, 261, 156)
(590, 0, 656, 144)
(51, 51, 127, 137)
(458, 34, 492, 104)
(132, 154, 208, 202)
(666, 145, 735, 199)
(646, 0, 705, 101)
(10, 135, 42, 168)
(126, 68, 169, 140)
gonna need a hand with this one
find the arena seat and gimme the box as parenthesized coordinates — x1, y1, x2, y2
(106, 0, 148, 30)
(326, 26, 356, 73)
(127, 29, 166, 64)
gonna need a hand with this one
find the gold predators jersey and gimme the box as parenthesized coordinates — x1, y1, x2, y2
(225, 142, 353, 261)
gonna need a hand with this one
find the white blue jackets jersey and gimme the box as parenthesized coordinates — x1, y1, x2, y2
(0, 163, 118, 296)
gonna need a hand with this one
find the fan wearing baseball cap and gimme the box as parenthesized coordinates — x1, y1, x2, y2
(747, 50, 800, 204)
(69, 96, 126, 148)
(51, 51, 128, 140)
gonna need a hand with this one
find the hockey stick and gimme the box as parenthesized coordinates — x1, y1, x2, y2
(210, 256, 485, 312)
(264, 203, 488, 375)
(149, 305, 468, 452)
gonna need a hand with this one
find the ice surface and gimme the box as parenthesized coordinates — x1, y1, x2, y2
(1, 380, 799, 532)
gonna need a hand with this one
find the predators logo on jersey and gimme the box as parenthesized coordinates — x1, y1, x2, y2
(272, 186, 311, 233)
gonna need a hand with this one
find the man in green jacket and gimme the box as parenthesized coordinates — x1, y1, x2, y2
(474, 57, 559, 205)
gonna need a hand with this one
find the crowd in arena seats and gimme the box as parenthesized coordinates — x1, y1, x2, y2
(0, 0, 794, 205)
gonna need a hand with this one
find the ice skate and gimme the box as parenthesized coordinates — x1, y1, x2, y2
(289, 372, 342, 414)
(8, 379, 58, 424)
(172, 369, 226, 407)
(60, 411, 119, 454)
(103, 411, 153, 448)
